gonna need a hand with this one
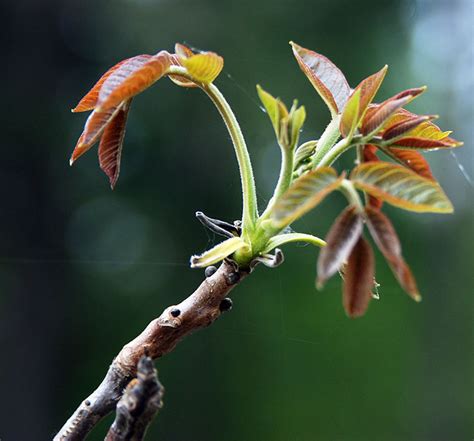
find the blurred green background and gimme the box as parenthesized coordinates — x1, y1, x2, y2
(0, 0, 472, 440)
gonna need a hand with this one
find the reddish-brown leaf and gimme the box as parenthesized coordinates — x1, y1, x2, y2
(353, 65, 388, 121)
(382, 115, 434, 141)
(361, 87, 426, 135)
(317, 206, 363, 287)
(383, 148, 434, 180)
(388, 137, 461, 150)
(365, 207, 420, 301)
(98, 99, 132, 189)
(70, 104, 122, 164)
(290, 42, 350, 115)
(97, 52, 171, 111)
(72, 58, 130, 113)
(343, 236, 375, 318)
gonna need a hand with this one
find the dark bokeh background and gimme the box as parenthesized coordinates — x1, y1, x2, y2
(1, 0, 472, 440)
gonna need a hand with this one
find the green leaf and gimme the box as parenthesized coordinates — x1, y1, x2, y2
(257, 84, 283, 137)
(290, 41, 351, 116)
(365, 206, 421, 301)
(340, 88, 361, 138)
(190, 237, 250, 268)
(289, 104, 306, 147)
(294, 140, 317, 168)
(343, 236, 375, 318)
(317, 206, 364, 287)
(271, 167, 343, 227)
(350, 162, 453, 213)
(262, 233, 325, 254)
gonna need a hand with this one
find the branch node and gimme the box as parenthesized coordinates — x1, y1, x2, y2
(219, 297, 233, 312)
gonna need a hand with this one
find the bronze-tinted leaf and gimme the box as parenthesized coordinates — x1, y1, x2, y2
(353, 65, 388, 121)
(317, 206, 364, 287)
(290, 42, 350, 115)
(70, 104, 122, 164)
(182, 52, 224, 83)
(97, 52, 171, 111)
(350, 162, 453, 213)
(271, 167, 344, 227)
(361, 87, 426, 135)
(72, 58, 130, 113)
(343, 236, 375, 318)
(382, 148, 434, 180)
(98, 99, 132, 189)
(382, 115, 434, 141)
(365, 206, 420, 300)
(388, 137, 462, 150)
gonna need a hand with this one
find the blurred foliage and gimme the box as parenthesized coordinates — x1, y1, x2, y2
(0, 0, 472, 440)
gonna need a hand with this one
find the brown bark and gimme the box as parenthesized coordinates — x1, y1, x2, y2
(54, 260, 247, 441)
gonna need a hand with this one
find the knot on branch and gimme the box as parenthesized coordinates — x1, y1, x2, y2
(105, 356, 164, 441)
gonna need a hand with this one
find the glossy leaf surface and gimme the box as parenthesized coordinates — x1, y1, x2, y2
(290, 42, 350, 115)
(98, 99, 132, 189)
(352, 65, 387, 121)
(317, 206, 363, 287)
(271, 167, 343, 227)
(365, 206, 420, 300)
(343, 236, 375, 317)
(72, 58, 130, 112)
(388, 137, 461, 150)
(97, 52, 170, 110)
(70, 104, 122, 164)
(382, 115, 434, 141)
(351, 162, 453, 213)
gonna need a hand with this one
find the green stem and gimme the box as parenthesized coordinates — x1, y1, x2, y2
(339, 179, 364, 212)
(316, 137, 353, 167)
(311, 116, 341, 168)
(260, 145, 294, 219)
(202, 83, 258, 238)
(167, 67, 258, 238)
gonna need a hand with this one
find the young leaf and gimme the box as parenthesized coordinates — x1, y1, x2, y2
(190, 237, 250, 268)
(350, 162, 453, 213)
(257, 85, 284, 137)
(271, 167, 344, 227)
(317, 206, 364, 287)
(340, 88, 361, 138)
(70, 104, 122, 164)
(168, 44, 198, 88)
(382, 115, 435, 141)
(361, 87, 426, 135)
(98, 99, 132, 189)
(262, 233, 325, 254)
(290, 42, 351, 116)
(365, 207, 420, 301)
(294, 140, 317, 167)
(182, 52, 224, 84)
(387, 137, 462, 150)
(97, 52, 171, 111)
(343, 236, 375, 318)
(379, 147, 434, 180)
(72, 58, 131, 113)
(353, 65, 388, 121)
(289, 104, 306, 147)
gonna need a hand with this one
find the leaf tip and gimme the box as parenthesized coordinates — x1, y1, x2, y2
(414, 293, 422, 302)
(69, 157, 74, 166)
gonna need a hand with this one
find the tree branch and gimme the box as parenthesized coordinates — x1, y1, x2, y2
(105, 355, 164, 441)
(54, 260, 247, 441)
